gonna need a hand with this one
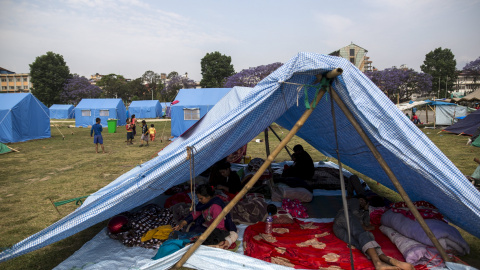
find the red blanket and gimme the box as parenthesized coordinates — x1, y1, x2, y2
(244, 219, 411, 269)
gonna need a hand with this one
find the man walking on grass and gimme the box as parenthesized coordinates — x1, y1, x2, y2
(90, 117, 106, 153)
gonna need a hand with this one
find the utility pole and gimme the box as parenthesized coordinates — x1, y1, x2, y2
(445, 76, 448, 99)
(437, 77, 440, 100)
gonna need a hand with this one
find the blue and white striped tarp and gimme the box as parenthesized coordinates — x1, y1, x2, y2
(1, 52, 479, 262)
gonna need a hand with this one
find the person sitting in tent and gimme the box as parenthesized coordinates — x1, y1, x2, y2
(411, 113, 420, 125)
(216, 161, 242, 195)
(173, 184, 238, 249)
(282, 144, 314, 180)
(333, 195, 414, 270)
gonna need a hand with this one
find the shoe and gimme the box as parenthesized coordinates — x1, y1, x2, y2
(139, 145, 144, 147)
(146, 144, 149, 147)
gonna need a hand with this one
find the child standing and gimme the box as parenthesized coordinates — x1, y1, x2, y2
(90, 117, 105, 153)
(149, 124, 156, 141)
(140, 120, 149, 147)
(126, 118, 133, 145)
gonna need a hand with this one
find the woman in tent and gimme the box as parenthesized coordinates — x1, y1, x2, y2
(173, 184, 238, 249)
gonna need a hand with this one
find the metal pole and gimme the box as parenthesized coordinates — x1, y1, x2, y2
(172, 68, 343, 269)
(445, 76, 448, 99)
(264, 128, 271, 158)
(268, 126, 293, 159)
(329, 89, 451, 263)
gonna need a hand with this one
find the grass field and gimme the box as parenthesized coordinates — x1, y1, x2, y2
(0, 120, 479, 269)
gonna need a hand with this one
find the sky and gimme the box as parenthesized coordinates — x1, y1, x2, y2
(1, 0, 479, 82)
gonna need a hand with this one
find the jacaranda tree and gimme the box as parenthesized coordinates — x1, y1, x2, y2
(462, 56, 480, 92)
(162, 74, 196, 102)
(224, 62, 283, 88)
(60, 75, 102, 105)
(365, 68, 432, 103)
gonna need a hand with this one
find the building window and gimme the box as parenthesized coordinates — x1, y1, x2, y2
(99, 110, 109, 116)
(82, 110, 91, 116)
(2, 86, 6, 90)
(17, 86, 22, 90)
(23, 78, 28, 82)
(350, 49, 355, 56)
(1, 78, 6, 82)
(10, 86, 14, 89)
(350, 58, 355, 64)
(184, 108, 200, 120)
(24, 86, 28, 89)
(8, 78, 13, 82)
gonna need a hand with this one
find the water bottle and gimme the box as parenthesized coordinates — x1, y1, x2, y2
(265, 213, 273, 234)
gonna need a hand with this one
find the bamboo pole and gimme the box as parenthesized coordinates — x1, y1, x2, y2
(172, 68, 343, 269)
(268, 126, 293, 159)
(329, 89, 451, 262)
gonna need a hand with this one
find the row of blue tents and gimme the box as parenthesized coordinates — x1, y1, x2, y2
(1, 89, 232, 143)
(50, 100, 170, 120)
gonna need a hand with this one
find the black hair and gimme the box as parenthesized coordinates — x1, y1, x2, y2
(267, 204, 278, 215)
(354, 194, 368, 201)
(217, 161, 231, 170)
(293, 144, 304, 152)
(151, 124, 154, 127)
(96, 117, 101, 123)
(369, 196, 385, 207)
(131, 114, 135, 118)
(142, 120, 146, 124)
(196, 184, 215, 197)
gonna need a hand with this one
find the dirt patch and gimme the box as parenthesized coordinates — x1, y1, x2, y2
(57, 166, 74, 172)
(40, 176, 51, 182)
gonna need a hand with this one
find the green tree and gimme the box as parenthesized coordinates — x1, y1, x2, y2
(29, 51, 71, 106)
(200, 51, 235, 88)
(167, 71, 178, 79)
(141, 70, 163, 100)
(420, 47, 457, 98)
(96, 74, 130, 100)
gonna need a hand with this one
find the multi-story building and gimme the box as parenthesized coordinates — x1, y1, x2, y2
(0, 67, 32, 93)
(329, 42, 375, 72)
(454, 71, 480, 95)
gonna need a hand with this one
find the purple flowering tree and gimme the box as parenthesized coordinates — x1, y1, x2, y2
(223, 62, 283, 88)
(161, 74, 196, 102)
(61, 75, 102, 105)
(365, 68, 432, 102)
(463, 56, 480, 92)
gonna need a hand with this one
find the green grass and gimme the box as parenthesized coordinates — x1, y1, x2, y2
(0, 121, 479, 269)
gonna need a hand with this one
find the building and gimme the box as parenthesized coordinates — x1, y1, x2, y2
(329, 42, 375, 72)
(0, 67, 32, 93)
(454, 71, 480, 95)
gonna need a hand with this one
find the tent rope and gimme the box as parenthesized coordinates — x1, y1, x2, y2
(0, 109, 12, 126)
(187, 146, 197, 214)
(328, 83, 355, 270)
(32, 97, 66, 139)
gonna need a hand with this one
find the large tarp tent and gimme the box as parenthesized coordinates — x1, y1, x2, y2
(170, 88, 231, 137)
(75, 99, 127, 127)
(443, 109, 480, 136)
(0, 93, 51, 143)
(128, 100, 162, 119)
(1, 53, 479, 265)
(49, 104, 75, 119)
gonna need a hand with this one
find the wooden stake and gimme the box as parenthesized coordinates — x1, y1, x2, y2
(172, 68, 343, 269)
(264, 128, 271, 158)
(329, 89, 451, 263)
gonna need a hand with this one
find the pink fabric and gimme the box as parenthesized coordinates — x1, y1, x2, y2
(281, 199, 308, 218)
(192, 204, 226, 230)
(390, 201, 445, 222)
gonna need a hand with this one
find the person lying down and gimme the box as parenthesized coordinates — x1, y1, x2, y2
(333, 195, 414, 270)
(173, 184, 238, 249)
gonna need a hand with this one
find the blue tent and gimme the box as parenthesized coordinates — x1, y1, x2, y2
(0, 93, 50, 143)
(170, 88, 231, 137)
(75, 99, 126, 127)
(49, 104, 75, 119)
(128, 100, 162, 119)
(443, 109, 480, 136)
(2, 53, 479, 263)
